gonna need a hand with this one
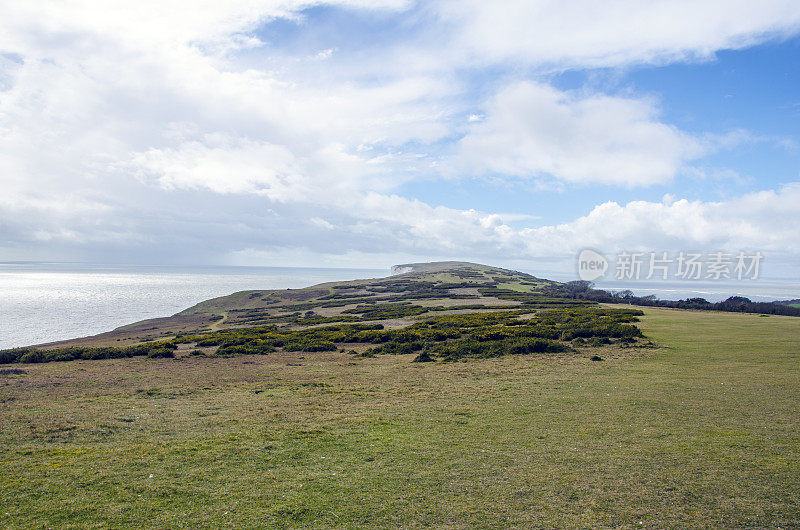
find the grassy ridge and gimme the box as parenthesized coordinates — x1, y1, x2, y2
(22, 262, 561, 349)
(1, 306, 798, 527)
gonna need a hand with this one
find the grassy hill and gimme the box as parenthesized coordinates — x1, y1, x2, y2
(0, 306, 798, 527)
(33, 262, 551, 347)
(1, 262, 799, 526)
(2, 262, 646, 365)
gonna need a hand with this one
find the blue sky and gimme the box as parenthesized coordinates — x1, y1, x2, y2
(398, 36, 800, 222)
(0, 1, 799, 275)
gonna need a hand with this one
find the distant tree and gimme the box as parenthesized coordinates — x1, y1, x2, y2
(565, 280, 593, 293)
(685, 297, 710, 305)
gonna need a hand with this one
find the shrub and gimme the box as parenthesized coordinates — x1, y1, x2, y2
(50, 349, 81, 362)
(0, 348, 32, 364)
(80, 348, 114, 360)
(147, 348, 175, 359)
(19, 350, 47, 364)
(507, 338, 571, 354)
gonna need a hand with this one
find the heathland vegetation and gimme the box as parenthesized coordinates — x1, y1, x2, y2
(2, 262, 799, 527)
(0, 262, 651, 364)
(3, 262, 794, 365)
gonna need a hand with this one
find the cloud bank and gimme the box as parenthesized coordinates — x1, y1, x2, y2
(1, 1, 798, 267)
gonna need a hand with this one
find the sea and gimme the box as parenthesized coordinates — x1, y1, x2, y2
(0, 263, 388, 350)
(592, 278, 800, 303)
(1, 262, 797, 350)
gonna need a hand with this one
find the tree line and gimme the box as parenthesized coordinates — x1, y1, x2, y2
(546, 281, 800, 316)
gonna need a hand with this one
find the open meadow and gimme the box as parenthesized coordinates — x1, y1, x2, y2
(1, 306, 798, 528)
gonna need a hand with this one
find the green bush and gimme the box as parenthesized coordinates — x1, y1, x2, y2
(19, 350, 47, 364)
(0, 348, 32, 364)
(147, 348, 175, 359)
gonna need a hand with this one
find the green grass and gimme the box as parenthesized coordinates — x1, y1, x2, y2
(1, 307, 798, 527)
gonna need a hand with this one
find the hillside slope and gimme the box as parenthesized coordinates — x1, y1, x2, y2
(3, 262, 647, 365)
(37, 262, 554, 348)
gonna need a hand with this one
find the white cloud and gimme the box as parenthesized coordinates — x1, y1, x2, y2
(455, 82, 702, 186)
(305, 183, 800, 261)
(0, 1, 410, 53)
(518, 183, 800, 256)
(309, 217, 335, 229)
(434, 0, 800, 68)
(0, 1, 448, 208)
(131, 138, 303, 196)
(275, 183, 800, 264)
(0, 1, 799, 266)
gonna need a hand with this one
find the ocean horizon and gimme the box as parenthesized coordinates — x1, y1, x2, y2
(0, 262, 389, 350)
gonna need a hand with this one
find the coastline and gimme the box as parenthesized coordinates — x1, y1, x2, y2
(0, 263, 388, 350)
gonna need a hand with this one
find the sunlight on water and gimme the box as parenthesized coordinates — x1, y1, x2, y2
(0, 264, 388, 349)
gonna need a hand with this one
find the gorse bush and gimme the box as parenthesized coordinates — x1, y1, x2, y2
(0, 343, 175, 364)
(146, 348, 176, 359)
(424, 337, 573, 361)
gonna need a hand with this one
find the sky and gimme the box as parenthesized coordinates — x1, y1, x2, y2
(1, 1, 799, 276)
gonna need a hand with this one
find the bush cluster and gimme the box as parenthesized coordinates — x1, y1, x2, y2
(424, 337, 572, 361)
(1, 305, 644, 365)
(0, 341, 178, 364)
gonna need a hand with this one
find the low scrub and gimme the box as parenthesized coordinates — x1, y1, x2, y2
(1, 307, 643, 365)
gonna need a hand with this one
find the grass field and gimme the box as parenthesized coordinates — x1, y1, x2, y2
(1, 306, 798, 528)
